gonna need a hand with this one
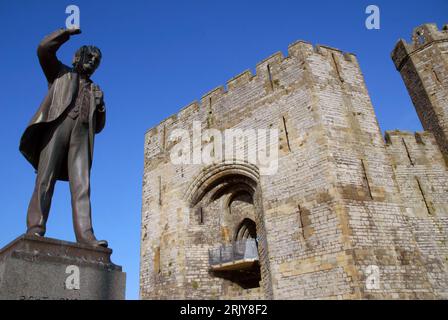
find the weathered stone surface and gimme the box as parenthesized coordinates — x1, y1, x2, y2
(140, 24, 448, 299)
(0, 234, 126, 300)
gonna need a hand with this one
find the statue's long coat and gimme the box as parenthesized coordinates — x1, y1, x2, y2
(19, 29, 106, 181)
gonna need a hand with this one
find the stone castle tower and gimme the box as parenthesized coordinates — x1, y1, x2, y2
(392, 24, 448, 157)
(140, 24, 448, 299)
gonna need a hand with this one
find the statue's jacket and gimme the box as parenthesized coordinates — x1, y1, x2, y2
(19, 29, 106, 181)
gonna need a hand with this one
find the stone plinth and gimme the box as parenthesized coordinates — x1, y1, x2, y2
(0, 234, 126, 300)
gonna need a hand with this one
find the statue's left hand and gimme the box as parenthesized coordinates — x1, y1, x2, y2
(93, 85, 104, 110)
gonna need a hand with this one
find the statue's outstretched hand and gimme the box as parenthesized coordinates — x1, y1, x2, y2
(66, 28, 81, 36)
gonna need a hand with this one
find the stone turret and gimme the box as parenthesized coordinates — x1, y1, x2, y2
(392, 23, 448, 157)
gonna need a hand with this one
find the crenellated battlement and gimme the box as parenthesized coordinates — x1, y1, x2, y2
(145, 39, 358, 146)
(391, 23, 448, 71)
(226, 69, 253, 90)
(385, 130, 445, 167)
(385, 130, 431, 146)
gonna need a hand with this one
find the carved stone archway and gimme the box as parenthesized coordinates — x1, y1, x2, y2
(185, 160, 273, 298)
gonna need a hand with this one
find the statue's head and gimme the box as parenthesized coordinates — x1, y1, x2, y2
(72, 45, 102, 77)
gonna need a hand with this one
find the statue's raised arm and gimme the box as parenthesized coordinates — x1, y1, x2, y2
(37, 28, 81, 84)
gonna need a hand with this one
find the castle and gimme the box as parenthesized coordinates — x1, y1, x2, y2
(140, 23, 448, 299)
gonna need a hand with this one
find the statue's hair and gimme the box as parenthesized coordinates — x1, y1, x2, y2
(72, 45, 102, 68)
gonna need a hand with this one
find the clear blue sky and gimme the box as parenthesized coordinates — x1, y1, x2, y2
(0, 0, 446, 300)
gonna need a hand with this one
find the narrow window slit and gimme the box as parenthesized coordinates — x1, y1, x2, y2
(207, 97, 213, 127)
(331, 53, 344, 83)
(298, 204, 305, 238)
(199, 207, 204, 224)
(162, 125, 167, 151)
(361, 159, 373, 200)
(154, 247, 161, 274)
(432, 68, 441, 84)
(282, 116, 291, 152)
(416, 177, 432, 215)
(158, 176, 162, 206)
(402, 138, 414, 166)
(267, 64, 274, 91)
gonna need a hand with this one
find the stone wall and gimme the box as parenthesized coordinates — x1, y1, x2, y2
(385, 130, 448, 298)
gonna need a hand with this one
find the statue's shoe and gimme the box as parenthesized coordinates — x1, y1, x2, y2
(25, 228, 45, 237)
(78, 238, 108, 248)
(94, 239, 109, 248)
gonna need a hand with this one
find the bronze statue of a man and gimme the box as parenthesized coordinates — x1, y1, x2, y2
(19, 28, 108, 247)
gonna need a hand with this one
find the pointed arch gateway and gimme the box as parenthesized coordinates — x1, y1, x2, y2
(185, 160, 273, 298)
(235, 218, 257, 242)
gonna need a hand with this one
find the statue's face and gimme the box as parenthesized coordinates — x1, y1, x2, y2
(73, 46, 102, 76)
(81, 51, 101, 75)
